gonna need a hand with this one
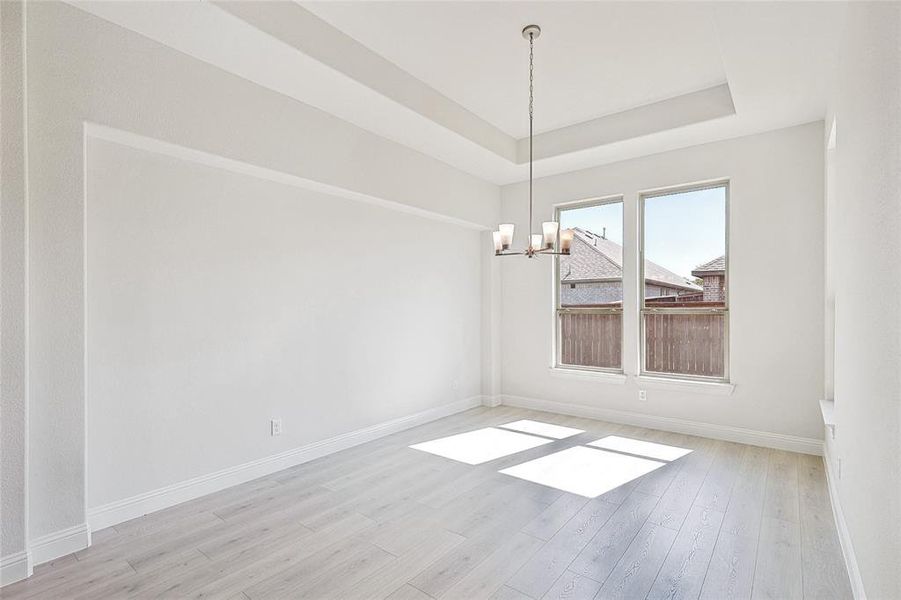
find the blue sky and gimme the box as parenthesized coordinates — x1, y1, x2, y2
(559, 187, 725, 279)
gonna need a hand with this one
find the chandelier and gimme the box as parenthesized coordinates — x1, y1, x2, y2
(492, 25, 573, 259)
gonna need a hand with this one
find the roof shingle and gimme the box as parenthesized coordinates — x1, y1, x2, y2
(692, 255, 726, 275)
(560, 228, 701, 291)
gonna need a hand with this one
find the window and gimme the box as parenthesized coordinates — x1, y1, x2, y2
(555, 198, 624, 371)
(640, 183, 728, 380)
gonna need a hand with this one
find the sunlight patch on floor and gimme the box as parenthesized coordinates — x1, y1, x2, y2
(497, 419, 584, 440)
(587, 435, 693, 461)
(409, 427, 553, 465)
(499, 446, 666, 497)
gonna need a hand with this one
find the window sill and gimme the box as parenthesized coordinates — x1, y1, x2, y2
(549, 367, 627, 385)
(820, 398, 836, 439)
(636, 375, 734, 396)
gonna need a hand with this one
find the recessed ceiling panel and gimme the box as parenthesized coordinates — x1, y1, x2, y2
(303, 1, 727, 139)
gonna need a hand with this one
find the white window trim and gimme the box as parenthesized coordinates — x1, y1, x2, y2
(638, 179, 730, 383)
(636, 375, 735, 396)
(552, 195, 625, 374)
(548, 366, 628, 384)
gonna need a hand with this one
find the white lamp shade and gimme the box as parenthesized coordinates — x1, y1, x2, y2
(499, 224, 515, 248)
(492, 231, 503, 252)
(542, 221, 559, 248)
(560, 228, 574, 253)
(530, 234, 543, 250)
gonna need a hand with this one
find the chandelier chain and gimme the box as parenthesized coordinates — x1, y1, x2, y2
(529, 34, 534, 120)
(528, 32, 534, 238)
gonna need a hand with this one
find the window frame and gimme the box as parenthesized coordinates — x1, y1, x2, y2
(553, 195, 625, 375)
(638, 180, 730, 383)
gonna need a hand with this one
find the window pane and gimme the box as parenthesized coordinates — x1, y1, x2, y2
(644, 312, 726, 378)
(643, 186, 726, 307)
(559, 202, 624, 307)
(642, 184, 727, 379)
(559, 312, 622, 369)
(557, 200, 623, 370)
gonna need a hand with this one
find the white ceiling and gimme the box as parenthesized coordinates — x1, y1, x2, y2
(304, 2, 728, 139)
(69, 1, 843, 185)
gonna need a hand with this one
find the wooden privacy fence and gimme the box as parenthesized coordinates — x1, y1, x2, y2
(559, 311, 622, 369)
(558, 309, 726, 377)
(644, 312, 725, 378)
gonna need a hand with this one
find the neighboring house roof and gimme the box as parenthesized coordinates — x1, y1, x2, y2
(560, 228, 701, 291)
(692, 255, 726, 276)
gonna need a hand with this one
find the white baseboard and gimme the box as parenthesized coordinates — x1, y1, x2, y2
(29, 524, 90, 567)
(481, 395, 502, 408)
(0, 550, 32, 587)
(501, 394, 824, 455)
(823, 441, 867, 600)
(88, 397, 481, 531)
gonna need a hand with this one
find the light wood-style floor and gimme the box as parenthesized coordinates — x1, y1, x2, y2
(2, 406, 852, 600)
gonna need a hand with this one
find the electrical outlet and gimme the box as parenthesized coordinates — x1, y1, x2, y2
(270, 419, 282, 437)
(638, 390, 647, 402)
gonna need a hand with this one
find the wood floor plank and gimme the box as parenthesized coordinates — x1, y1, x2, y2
(720, 445, 769, 539)
(72, 548, 209, 599)
(595, 520, 679, 600)
(194, 505, 316, 563)
(407, 537, 490, 597)
(0, 407, 851, 600)
(0, 556, 135, 600)
(762, 450, 800, 524)
(698, 531, 758, 600)
(439, 479, 549, 539)
(692, 441, 743, 514)
(646, 504, 725, 600)
(633, 431, 691, 497)
(541, 569, 603, 600)
(410, 524, 533, 598)
(443, 532, 545, 599)
(386, 584, 436, 600)
(648, 464, 709, 531)
(491, 585, 536, 600)
(137, 511, 376, 599)
(73, 509, 225, 564)
(568, 490, 659, 583)
(800, 507, 853, 599)
(751, 517, 802, 600)
(260, 541, 395, 599)
(521, 492, 590, 541)
(344, 529, 464, 600)
(506, 498, 618, 598)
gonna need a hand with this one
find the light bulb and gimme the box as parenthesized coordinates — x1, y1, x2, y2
(498, 224, 514, 249)
(542, 221, 559, 249)
(560, 229, 574, 254)
(492, 231, 503, 253)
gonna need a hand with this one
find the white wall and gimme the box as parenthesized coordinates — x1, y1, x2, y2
(23, 0, 498, 547)
(826, 4, 901, 598)
(500, 122, 825, 442)
(1, 0, 28, 573)
(85, 138, 482, 508)
(12, 3, 896, 594)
